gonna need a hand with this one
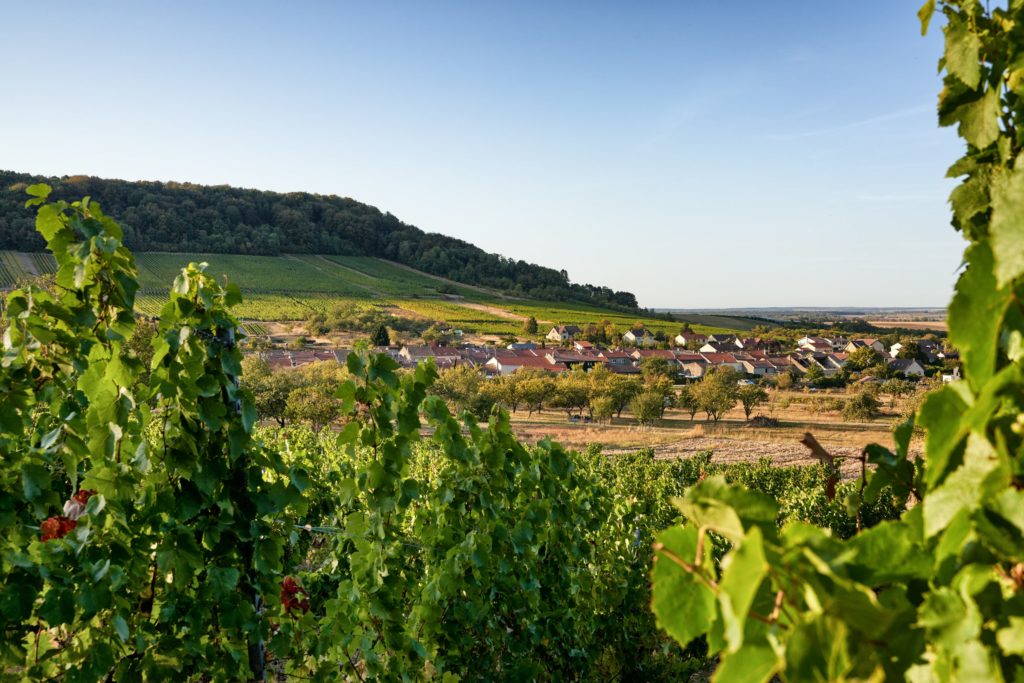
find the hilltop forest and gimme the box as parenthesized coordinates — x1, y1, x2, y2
(0, 170, 638, 310)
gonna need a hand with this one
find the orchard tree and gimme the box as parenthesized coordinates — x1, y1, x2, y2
(242, 356, 298, 427)
(804, 362, 825, 386)
(677, 385, 700, 421)
(607, 374, 643, 418)
(517, 371, 554, 416)
(692, 367, 739, 423)
(432, 364, 484, 413)
(590, 395, 616, 423)
(841, 389, 880, 422)
(550, 371, 590, 419)
(631, 390, 665, 426)
(523, 315, 538, 335)
(845, 345, 883, 371)
(640, 356, 676, 383)
(737, 384, 769, 421)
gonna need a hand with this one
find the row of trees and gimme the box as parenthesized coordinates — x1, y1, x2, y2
(431, 361, 770, 427)
(0, 171, 640, 310)
(242, 352, 784, 432)
(244, 350, 939, 432)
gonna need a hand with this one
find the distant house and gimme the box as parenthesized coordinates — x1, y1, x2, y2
(889, 358, 925, 377)
(740, 359, 777, 376)
(673, 332, 708, 348)
(699, 341, 733, 353)
(889, 342, 904, 358)
(680, 360, 709, 379)
(546, 351, 602, 371)
(598, 350, 636, 367)
(507, 341, 538, 350)
(846, 338, 885, 354)
(485, 355, 566, 375)
(573, 340, 594, 351)
(798, 337, 834, 353)
(630, 349, 676, 361)
(623, 328, 657, 347)
(699, 352, 745, 373)
(546, 325, 581, 342)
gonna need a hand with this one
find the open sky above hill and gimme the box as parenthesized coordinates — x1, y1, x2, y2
(0, 1, 960, 308)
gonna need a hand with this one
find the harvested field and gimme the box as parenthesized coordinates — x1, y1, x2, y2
(867, 319, 947, 331)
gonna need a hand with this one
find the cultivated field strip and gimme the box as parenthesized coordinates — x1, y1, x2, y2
(3, 251, 752, 335)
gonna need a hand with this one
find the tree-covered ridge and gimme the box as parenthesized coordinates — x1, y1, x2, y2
(0, 170, 638, 310)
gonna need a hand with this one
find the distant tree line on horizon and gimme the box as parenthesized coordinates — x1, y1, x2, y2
(0, 170, 639, 310)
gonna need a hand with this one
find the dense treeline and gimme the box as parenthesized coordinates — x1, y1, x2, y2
(0, 170, 638, 310)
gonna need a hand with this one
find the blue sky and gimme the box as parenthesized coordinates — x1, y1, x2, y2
(0, 1, 961, 308)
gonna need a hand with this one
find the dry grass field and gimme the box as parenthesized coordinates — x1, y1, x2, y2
(507, 388, 923, 478)
(867, 319, 947, 331)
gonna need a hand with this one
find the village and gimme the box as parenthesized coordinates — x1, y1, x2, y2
(255, 323, 960, 386)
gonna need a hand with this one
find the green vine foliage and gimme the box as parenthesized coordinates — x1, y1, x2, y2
(266, 360, 631, 681)
(651, 2, 1024, 680)
(0, 186, 305, 680)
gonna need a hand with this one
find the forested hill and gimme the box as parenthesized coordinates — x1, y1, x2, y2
(0, 171, 638, 310)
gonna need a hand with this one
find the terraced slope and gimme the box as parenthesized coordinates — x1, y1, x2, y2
(0, 250, 759, 335)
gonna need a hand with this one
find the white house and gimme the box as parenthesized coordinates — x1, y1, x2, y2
(623, 328, 657, 347)
(845, 338, 886, 354)
(673, 332, 708, 348)
(889, 358, 925, 377)
(485, 355, 566, 375)
(546, 325, 581, 342)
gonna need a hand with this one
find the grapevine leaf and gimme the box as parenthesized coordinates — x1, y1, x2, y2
(21, 464, 49, 502)
(38, 588, 74, 626)
(651, 525, 716, 649)
(996, 617, 1024, 655)
(917, 384, 970, 488)
(847, 520, 930, 582)
(918, 0, 935, 36)
(948, 172, 989, 228)
(956, 86, 1001, 149)
(989, 164, 1024, 286)
(917, 587, 981, 649)
(947, 242, 1011, 390)
(718, 526, 767, 652)
(112, 614, 130, 642)
(923, 433, 1005, 538)
(713, 645, 779, 683)
(673, 476, 778, 542)
(785, 618, 851, 682)
(206, 567, 241, 599)
(944, 15, 982, 89)
(36, 204, 64, 241)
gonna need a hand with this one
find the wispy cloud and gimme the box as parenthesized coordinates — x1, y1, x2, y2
(769, 104, 932, 140)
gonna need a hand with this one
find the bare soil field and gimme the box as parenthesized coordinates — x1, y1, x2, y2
(454, 301, 532, 323)
(507, 387, 923, 478)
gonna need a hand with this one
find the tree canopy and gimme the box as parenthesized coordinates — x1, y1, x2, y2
(0, 171, 639, 310)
